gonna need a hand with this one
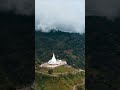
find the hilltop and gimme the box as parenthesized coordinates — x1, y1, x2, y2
(35, 65, 85, 90)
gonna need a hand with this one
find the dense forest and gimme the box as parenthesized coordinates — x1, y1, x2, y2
(35, 30, 85, 69)
(0, 12, 34, 89)
(86, 16, 120, 90)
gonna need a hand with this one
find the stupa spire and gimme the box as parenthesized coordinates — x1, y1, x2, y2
(45, 52, 67, 66)
(52, 53, 56, 59)
(51, 53, 56, 62)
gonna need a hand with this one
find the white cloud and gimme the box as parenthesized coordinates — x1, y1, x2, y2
(35, 0, 85, 33)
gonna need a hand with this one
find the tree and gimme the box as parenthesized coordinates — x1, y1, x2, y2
(48, 69, 53, 74)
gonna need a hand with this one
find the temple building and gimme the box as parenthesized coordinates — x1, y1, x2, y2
(48, 53, 62, 65)
(40, 53, 67, 68)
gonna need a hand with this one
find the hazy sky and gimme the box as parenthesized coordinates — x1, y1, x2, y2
(0, 0, 119, 33)
(35, 0, 85, 33)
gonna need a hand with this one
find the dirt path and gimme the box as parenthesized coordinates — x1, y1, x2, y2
(73, 78, 85, 90)
(36, 69, 85, 77)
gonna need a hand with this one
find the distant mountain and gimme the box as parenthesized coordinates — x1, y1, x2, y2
(35, 30, 85, 69)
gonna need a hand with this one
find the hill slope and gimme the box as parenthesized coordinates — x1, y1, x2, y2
(35, 30, 85, 69)
(35, 65, 85, 90)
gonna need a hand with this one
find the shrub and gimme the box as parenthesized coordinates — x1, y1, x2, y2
(48, 69, 53, 74)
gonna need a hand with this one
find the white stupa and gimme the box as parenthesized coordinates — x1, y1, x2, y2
(40, 53, 67, 68)
(48, 53, 58, 64)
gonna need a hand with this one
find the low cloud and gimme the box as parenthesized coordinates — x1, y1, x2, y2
(35, 0, 85, 33)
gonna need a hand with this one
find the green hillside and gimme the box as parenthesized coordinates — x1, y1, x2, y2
(35, 65, 85, 90)
(36, 65, 76, 74)
(35, 30, 85, 69)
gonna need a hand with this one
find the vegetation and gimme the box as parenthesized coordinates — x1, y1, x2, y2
(0, 12, 34, 89)
(35, 28, 85, 90)
(36, 65, 76, 74)
(86, 16, 120, 89)
(53, 65, 76, 73)
(35, 68, 85, 90)
(35, 30, 85, 69)
(48, 69, 53, 74)
(77, 85, 85, 90)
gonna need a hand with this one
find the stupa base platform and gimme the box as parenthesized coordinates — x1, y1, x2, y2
(40, 61, 67, 68)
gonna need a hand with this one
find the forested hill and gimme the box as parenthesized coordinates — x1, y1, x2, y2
(35, 30, 85, 69)
(86, 16, 120, 90)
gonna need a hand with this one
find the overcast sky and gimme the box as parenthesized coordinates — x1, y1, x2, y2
(0, 0, 119, 33)
(35, 0, 85, 33)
